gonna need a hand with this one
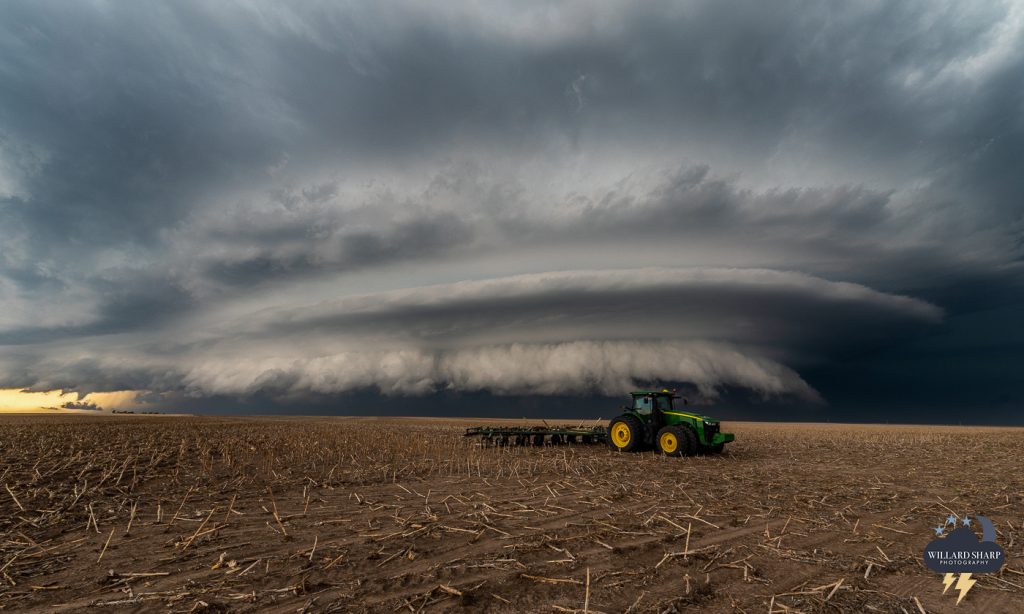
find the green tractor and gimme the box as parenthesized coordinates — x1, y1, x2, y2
(608, 390, 734, 456)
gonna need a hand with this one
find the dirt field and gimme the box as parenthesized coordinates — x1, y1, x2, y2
(1, 415, 1022, 613)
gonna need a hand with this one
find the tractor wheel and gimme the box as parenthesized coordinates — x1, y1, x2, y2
(706, 443, 725, 454)
(656, 426, 685, 457)
(678, 426, 698, 456)
(608, 415, 644, 452)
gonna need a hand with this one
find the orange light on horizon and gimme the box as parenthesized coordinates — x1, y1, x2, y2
(0, 388, 146, 413)
(0, 388, 79, 412)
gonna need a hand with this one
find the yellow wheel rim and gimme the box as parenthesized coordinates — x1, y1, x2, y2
(660, 432, 677, 453)
(611, 423, 631, 447)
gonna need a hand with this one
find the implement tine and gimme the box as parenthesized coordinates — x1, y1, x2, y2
(463, 424, 607, 445)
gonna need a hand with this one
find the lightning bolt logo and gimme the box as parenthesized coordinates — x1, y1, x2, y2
(941, 572, 955, 594)
(942, 572, 977, 605)
(953, 573, 976, 605)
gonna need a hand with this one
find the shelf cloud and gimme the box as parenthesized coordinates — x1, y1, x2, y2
(0, 268, 939, 404)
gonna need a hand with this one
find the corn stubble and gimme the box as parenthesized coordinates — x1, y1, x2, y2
(1, 415, 1023, 613)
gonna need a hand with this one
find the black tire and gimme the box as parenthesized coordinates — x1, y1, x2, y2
(679, 426, 698, 456)
(656, 425, 685, 457)
(697, 442, 725, 455)
(608, 415, 645, 452)
(533, 434, 545, 446)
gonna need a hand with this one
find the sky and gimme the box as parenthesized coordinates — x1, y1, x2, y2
(0, 1, 1022, 422)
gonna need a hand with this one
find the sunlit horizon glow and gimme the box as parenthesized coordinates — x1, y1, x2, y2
(0, 388, 144, 413)
(0, 389, 79, 412)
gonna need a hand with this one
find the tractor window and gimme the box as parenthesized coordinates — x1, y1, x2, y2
(633, 396, 653, 415)
(656, 396, 672, 412)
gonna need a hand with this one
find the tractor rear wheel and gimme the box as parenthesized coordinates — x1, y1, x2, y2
(608, 415, 644, 452)
(656, 426, 685, 457)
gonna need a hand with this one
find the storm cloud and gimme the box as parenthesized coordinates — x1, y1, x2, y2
(0, 268, 940, 405)
(0, 1, 1021, 418)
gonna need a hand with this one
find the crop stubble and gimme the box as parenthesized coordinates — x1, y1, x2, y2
(1, 415, 1022, 613)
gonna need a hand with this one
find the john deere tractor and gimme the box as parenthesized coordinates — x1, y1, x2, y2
(608, 390, 734, 456)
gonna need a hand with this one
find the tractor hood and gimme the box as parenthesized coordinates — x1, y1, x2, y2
(666, 409, 719, 422)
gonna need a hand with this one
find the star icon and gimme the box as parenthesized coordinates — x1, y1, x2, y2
(946, 514, 957, 525)
(934, 526, 945, 535)
(962, 516, 971, 527)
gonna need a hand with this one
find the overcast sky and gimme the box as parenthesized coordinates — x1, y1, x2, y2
(1, 1, 1021, 421)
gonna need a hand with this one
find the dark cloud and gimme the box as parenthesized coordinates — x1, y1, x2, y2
(59, 400, 101, 411)
(0, 271, 194, 345)
(249, 269, 941, 359)
(0, 1, 1021, 420)
(197, 209, 474, 287)
(0, 269, 940, 404)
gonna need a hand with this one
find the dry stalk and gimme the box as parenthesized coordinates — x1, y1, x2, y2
(4, 484, 24, 512)
(180, 506, 217, 550)
(97, 527, 115, 563)
(583, 567, 590, 613)
(168, 486, 193, 527)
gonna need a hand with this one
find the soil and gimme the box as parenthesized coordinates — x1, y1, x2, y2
(0, 415, 1021, 613)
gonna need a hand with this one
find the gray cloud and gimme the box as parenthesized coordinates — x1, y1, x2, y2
(182, 341, 820, 401)
(246, 268, 941, 355)
(0, 269, 940, 403)
(0, 1, 1021, 416)
(59, 400, 101, 411)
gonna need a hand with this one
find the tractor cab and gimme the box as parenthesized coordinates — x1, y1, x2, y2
(629, 390, 676, 417)
(608, 389, 734, 456)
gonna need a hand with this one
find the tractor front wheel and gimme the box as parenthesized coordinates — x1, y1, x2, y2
(679, 426, 698, 456)
(656, 426, 683, 456)
(608, 415, 644, 452)
(657, 425, 697, 456)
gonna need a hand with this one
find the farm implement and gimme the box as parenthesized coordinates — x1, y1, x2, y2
(464, 389, 734, 456)
(463, 424, 607, 447)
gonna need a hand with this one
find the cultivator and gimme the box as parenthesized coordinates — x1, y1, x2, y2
(464, 425, 608, 447)
(463, 389, 735, 455)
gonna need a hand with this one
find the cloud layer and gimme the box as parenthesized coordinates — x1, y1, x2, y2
(0, 268, 939, 404)
(183, 341, 819, 401)
(0, 1, 1021, 416)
